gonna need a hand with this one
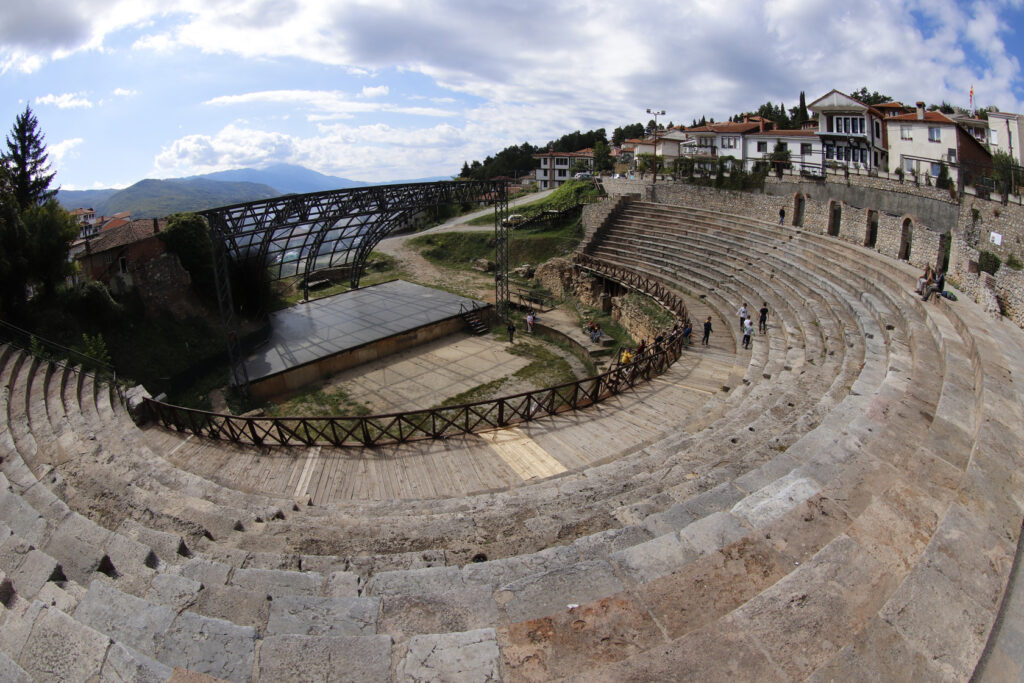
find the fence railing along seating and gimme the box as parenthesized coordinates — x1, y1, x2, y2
(144, 259, 689, 447)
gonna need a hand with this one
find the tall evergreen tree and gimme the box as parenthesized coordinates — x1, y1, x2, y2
(0, 164, 29, 315)
(3, 105, 57, 210)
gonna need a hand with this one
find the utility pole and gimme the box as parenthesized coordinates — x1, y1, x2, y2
(647, 108, 666, 199)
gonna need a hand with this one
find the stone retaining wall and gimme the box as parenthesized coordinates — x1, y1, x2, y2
(599, 176, 1024, 331)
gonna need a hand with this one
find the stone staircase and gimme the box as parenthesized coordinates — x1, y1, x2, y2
(0, 198, 1022, 680)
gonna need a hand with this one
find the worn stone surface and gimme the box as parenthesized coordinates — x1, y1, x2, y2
(380, 585, 499, 643)
(158, 611, 257, 683)
(256, 634, 393, 682)
(0, 650, 32, 683)
(229, 567, 323, 596)
(18, 607, 110, 682)
(192, 584, 270, 630)
(74, 579, 176, 657)
(100, 641, 175, 683)
(147, 573, 203, 610)
(498, 594, 662, 681)
(366, 565, 464, 597)
(495, 559, 625, 624)
(398, 628, 500, 682)
(266, 595, 379, 637)
(610, 532, 699, 584)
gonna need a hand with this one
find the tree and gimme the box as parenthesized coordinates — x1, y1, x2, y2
(593, 140, 613, 172)
(789, 91, 809, 129)
(0, 164, 29, 315)
(21, 199, 78, 298)
(3, 105, 57, 210)
(159, 213, 214, 299)
(769, 141, 792, 179)
(849, 87, 893, 106)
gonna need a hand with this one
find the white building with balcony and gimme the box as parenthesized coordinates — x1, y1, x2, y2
(680, 121, 764, 171)
(885, 103, 992, 185)
(808, 89, 888, 171)
(532, 149, 594, 189)
(743, 130, 822, 175)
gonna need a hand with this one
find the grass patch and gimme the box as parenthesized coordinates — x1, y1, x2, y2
(463, 180, 601, 227)
(265, 386, 372, 418)
(437, 377, 510, 407)
(270, 251, 406, 310)
(508, 339, 577, 387)
(409, 218, 583, 271)
(623, 291, 676, 330)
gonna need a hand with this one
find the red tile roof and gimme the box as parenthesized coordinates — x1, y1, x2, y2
(887, 111, 956, 124)
(82, 218, 167, 256)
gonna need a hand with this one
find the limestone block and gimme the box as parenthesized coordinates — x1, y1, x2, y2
(146, 573, 203, 611)
(324, 570, 360, 597)
(116, 519, 191, 566)
(495, 560, 625, 624)
(243, 551, 300, 571)
(157, 611, 257, 683)
(730, 472, 822, 528)
(0, 651, 32, 683)
(75, 579, 177, 658)
(0, 599, 44, 660)
(679, 511, 753, 556)
(365, 566, 463, 598)
(229, 567, 323, 597)
(610, 532, 699, 584)
(380, 585, 500, 642)
(397, 628, 500, 682)
(0, 484, 48, 546)
(41, 512, 111, 585)
(266, 595, 380, 637)
(0, 536, 63, 599)
(100, 641, 175, 683)
(641, 481, 746, 537)
(571, 525, 652, 560)
(191, 584, 270, 631)
(18, 607, 110, 682)
(176, 558, 230, 587)
(461, 545, 578, 589)
(256, 634, 393, 682)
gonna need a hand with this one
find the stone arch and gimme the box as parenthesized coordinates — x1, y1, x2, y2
(899, 217, 914, 261)
(827, 200, 841, 237)
(793, 193, 805, 228)
(865, 209, 879, 248)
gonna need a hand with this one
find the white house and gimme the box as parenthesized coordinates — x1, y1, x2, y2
(680, 120, 765, 171)
(808, 89, 888, 171)
(533, 149, 594, 189)
(988, 111, 1024, 165)
(743, 130, 823, 175)
(885, 103, 992, 185)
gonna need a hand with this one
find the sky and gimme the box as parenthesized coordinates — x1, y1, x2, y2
(2, 0, 1024, 190)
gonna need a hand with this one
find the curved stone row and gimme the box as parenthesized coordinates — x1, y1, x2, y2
(0, 198, 1021, 680)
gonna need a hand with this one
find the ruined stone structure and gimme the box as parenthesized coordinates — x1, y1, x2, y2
(1, 184, 1024, 679)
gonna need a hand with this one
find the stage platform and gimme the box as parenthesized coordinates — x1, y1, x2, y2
(244, 280, 489, 398)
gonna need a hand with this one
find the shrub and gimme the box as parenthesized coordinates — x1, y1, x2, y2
(978, 250, 1001, 275)
(1007, 254, 1023, 271)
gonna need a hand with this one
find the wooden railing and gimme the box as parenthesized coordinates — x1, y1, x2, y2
(143, 260, 689, 447)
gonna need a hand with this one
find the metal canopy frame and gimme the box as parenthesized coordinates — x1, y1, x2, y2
(199, 180, 510, 395)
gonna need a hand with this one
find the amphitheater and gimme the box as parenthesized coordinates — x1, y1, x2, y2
(2, 176, 1024, 681)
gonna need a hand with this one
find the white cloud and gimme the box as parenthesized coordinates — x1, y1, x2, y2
(360, 85, 389, 98)
(113, 88, 137, 97)
(35, 92, 93, 109)
(49, 137, 84, 165)
(205, 89, 455, 119)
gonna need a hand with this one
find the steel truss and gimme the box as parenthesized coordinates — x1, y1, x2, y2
(199, 180, 509, 394)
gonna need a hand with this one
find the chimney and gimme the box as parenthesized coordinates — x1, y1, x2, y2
(916, 101, 925, 120)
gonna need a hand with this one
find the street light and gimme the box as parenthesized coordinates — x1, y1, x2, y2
(646, 108, 666, 191)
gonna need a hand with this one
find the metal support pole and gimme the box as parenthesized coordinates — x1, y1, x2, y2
(494, 183, 511, 321)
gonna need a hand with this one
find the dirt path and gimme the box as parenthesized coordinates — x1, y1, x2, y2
(375, 189, 556, 301)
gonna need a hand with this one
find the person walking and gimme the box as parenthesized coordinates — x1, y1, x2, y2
(702, 316, 713, 346)
(779, 208, 786, 225)
(758, 302, 769, 334)
(742, 316, 753, 349)
(525, 311, 535, 333)
(507, 320, 516, 343)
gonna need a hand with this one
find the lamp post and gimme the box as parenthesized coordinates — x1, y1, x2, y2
(646, 108, 666, 196)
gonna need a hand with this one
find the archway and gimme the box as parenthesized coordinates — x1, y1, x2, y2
(865, 210, 879, 248)
(793, 194, 805, 227)
(828, 201, 841, 237)
(899, 218, 913, 261)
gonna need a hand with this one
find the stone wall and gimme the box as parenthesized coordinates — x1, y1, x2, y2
(599, 174, 1024, 331)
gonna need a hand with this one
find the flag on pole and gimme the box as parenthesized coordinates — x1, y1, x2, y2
(970, 85, 974, 111)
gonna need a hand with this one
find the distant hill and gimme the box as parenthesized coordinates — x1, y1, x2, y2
(59, 178, 281, 218)
(58, 164, 458, 218)
(191, 163, 369, 194)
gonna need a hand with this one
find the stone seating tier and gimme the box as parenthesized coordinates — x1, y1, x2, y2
(0, 198, 1021, 680)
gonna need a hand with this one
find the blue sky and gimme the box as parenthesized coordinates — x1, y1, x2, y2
(2, 0, 1023, 190)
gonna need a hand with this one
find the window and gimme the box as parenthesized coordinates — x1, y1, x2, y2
(900, 126, 912, 140)
(119, 257, 128, 274)
(721, 136, 737, 148)
(930, 162, 941, 177)
(990, 130, 999, 145)
(948, 148, 957, 162)
(903, 157, 915, 173)
(801, 143, 812, 156)
(874, 121, 881, 138)
(777, 142, 788, 152)
(825, 145, 834, 159)
(928, 127, 941, 142)
(757, 141, 767, 153)
(556, 169, 566, 177)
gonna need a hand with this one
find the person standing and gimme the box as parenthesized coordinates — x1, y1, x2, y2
(525, 311, 535, 333)
(702, 316, 713, 346)
(779, 208, 786, 225)
(737, 303, 749, 331)
(758, 302, 769, 334)
(507, 320, 516, 343)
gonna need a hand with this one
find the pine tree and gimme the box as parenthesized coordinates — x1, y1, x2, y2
(3, 105, 57, 210)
